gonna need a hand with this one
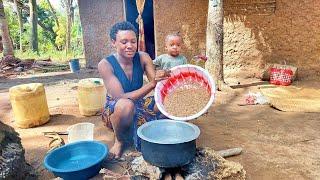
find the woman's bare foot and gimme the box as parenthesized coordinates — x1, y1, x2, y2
(163, 172, 172, 180)
(175, 173, 184, 180)
(108, 140, 124, 160)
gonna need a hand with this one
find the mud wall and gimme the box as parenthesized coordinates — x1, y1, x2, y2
(78, 0, 125, 68)
(153, 0, 208, 61)
(223, 0, 320, 79)
(154, 0, 320, 79)
(78, 0, 320, 79)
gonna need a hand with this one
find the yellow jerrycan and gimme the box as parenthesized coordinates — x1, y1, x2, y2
(9, 83, 50, 128)
(78, 78, 106, 116)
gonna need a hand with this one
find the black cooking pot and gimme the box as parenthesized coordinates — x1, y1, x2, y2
(137, 119, 200, 168)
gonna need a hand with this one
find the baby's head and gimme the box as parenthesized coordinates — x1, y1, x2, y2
(165, 32, 183, 57)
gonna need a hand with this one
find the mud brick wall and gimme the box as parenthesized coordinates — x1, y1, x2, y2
(223, 0, 320, 79)
(153, 0, 208, 61)
(79, 0, 320, 79)
(78, 0, 124, 68)
(154, 0, 320, 79)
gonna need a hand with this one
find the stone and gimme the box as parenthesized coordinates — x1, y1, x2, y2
(0, 121, 36, 179)
(130, 147, 246, 180)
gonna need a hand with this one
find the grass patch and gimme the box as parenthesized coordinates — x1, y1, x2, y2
(8, 50, 84, 63)
(0, 50, 84, 64)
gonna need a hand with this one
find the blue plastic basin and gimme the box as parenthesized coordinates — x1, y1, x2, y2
(44, 141, 108, 180)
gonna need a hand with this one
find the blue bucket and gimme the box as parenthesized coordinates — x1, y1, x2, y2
(69, 59, 80, 73)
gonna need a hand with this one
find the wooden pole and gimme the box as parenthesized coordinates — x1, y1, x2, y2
(206, 0, 225, 90)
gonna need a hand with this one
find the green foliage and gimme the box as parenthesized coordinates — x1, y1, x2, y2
(70, 13, 83, 55)
(53, 17, 66, 50)
(15, 49, 83, 63)
(5, 7, 20, 49)
(38, 0, 56, 46)
(3, 0, 84, 63)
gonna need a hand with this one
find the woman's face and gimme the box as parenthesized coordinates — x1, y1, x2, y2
(112, 30, 137, 59)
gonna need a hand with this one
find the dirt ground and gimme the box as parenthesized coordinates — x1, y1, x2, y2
(0, 70, 320, 180)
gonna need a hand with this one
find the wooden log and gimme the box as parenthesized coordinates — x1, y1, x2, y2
(35, 61, 55, 66)
(217, 147, 243, 158)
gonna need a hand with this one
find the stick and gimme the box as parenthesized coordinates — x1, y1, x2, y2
(43, 131, 68, 135)
(217, 147, 243, 158)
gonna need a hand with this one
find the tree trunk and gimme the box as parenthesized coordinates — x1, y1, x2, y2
(0, 0, 14, 56)
(14, 0, 23, 52)
(65, 0, 73, 56)
(10, 1, 58, 50)
(30, 0, 38, 52)
(206, 0, 224, 89)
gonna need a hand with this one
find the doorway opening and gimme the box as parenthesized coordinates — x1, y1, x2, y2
(125, 0, 155, 59)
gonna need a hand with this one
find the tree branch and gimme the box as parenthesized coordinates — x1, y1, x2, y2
(45, 0, 59, 27)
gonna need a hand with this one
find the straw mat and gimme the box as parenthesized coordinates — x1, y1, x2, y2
(260, 86, 320, 112)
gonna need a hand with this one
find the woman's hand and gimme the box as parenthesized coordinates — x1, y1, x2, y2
(151, 69, 171, 87)
(155, 69, 171, 81)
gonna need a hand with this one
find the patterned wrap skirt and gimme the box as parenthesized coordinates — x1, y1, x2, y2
(102, 95, 161, 151)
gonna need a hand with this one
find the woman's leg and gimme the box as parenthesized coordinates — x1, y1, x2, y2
(109, 98, 135, 158)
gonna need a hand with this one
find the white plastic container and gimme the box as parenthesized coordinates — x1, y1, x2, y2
(67, 122, 95, 143)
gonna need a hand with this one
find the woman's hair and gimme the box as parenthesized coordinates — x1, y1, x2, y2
(109, 21, 138, 41)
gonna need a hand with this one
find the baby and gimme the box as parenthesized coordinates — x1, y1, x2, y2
(153, 33, 187, 70)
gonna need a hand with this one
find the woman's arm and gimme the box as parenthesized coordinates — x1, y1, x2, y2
(98, 59, 125, 98)
(141, 52, 171, 82)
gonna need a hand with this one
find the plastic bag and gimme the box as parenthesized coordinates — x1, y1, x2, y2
(245, 92, 268, 105)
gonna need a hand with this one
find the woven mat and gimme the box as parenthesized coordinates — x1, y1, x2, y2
(259, 85, 320, 112)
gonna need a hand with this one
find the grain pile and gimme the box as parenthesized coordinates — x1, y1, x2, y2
(163, 82, 210, 117)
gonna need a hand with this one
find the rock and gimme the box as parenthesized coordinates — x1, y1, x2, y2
(131, 156, 164, 180)
(0, 122, 36, 179)
(130, 147, 246, 180)
(189, 147, 246, 180)
(14, 67, 24, 72)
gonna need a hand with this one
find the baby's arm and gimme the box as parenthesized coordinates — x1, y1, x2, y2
(153, 55, 162, 70)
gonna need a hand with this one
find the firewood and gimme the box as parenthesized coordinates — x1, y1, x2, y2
(16, 61, 34, 67)
(217, 147, 243, 158)
(37, 58, 51, 62)
(35, 61, 55, 66)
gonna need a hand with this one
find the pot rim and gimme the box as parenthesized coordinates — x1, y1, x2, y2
(137, 119, 200, 144)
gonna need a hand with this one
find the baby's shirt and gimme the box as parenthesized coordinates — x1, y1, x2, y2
(153, 54, 187, 70)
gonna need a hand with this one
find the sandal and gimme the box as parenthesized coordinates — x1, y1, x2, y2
(43, 132, 65, 152)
